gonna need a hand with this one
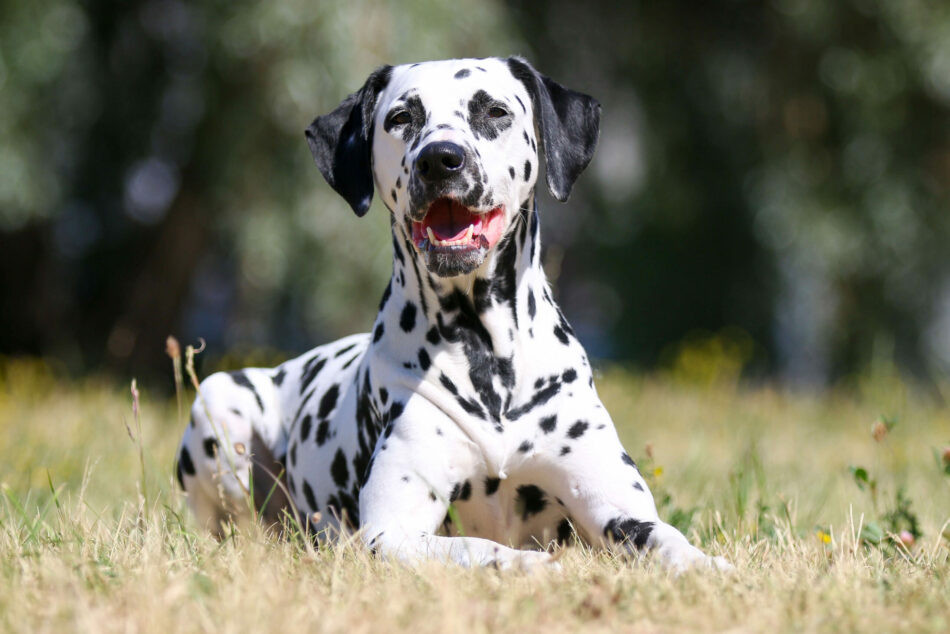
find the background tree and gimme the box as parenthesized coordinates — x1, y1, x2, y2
(1, 0, 948, 385)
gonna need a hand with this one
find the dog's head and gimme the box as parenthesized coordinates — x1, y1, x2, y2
(306, 57, 600, 278)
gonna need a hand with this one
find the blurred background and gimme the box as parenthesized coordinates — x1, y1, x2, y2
(1, 0, 949, 387)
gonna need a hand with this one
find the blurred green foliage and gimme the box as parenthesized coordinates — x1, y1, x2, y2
(0, 0, 948, 383)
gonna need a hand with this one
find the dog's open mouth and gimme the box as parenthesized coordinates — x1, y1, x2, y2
(412, 198, 505, 253)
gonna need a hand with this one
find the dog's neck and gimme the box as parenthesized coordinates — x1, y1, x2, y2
(383, 193, 572, 418)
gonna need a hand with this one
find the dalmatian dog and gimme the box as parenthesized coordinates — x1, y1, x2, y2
(176, 57, 729, 572)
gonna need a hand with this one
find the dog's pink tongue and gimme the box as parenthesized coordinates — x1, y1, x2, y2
(426, 199, 477, 241)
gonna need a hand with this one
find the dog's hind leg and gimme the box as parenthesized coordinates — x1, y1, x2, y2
(176, 368, 289, 536)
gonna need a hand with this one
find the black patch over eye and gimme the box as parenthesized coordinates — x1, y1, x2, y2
(468, 90, 514, 141)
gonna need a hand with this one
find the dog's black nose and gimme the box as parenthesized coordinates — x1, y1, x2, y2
(415, 142, 465, 183)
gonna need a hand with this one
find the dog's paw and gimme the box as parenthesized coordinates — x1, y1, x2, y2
(489, 549, 560, 572)
(707, 555, 734, 572)
(657, 543, 733, 574)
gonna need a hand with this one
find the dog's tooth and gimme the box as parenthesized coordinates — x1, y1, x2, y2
(426, 226, 437, 244)
(465, 225, 473, 242)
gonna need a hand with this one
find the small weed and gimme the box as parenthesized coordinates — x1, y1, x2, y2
(847, 416, 923, 554)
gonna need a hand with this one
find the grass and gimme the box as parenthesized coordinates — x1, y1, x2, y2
(0, 355, 948, 632)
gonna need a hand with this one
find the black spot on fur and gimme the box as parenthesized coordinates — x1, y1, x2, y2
(553, 325, 569, 345)
(326, 490, 359, 526)
(179, 446, 195, 476)
(560, 446, 571, 456)
(518, 440, 533, 453)
(230, 370, 264, 412)
(454, 68, 471, 79)
(373, 323, 385, 343)
(527, 289, 536, 320)
(484, 477, 500, 496)
(491, 230, 520, 329)
(529, 207, 539, 263)
(318, 384, 340, 419)
(272, 368, 286, 386)
(516, 485, 547, 520)
(292, 388, 316, 426)
(303, 480, 318, 512)
(426, 326, 441, 345)
(315, 420, 330, 446)
(539, 415, 557, 434)
(379, 280, 392, 312)
(523, 160, 532, 181)
(341, 352, 360, 369)
(299, 415, 313, 442)
(472, 277, 492, 313)
(515, 95, 526, 113)
(562, 369, 577, 383)
(331, 448, 349, 487)
(634, 482, 644, 491)
(405, 238, 430, 316)
(387, 400, 404, 422)
(621, 452, 638, 469)
(400, 301, 417, 332)
(379, 387, 389, 404)
(289, 443, 297, 467)
(604, 518, 654, 550)
(460, 480, 472, 501)
(439, 373, 458, 395)
(392, 234, 405, 266)
(456, 395, 486, 420)
(300, 357, 327, 395)
(567, 420, 589, 439)
(506, 380, 561, 421)
(417, 348, 431, 371)
(202, 437, 218, 458)
(508, 166, 515, 179)
(335, 343, 357, 358)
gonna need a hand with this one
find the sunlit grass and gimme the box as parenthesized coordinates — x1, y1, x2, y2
(0, 356, 948, 632)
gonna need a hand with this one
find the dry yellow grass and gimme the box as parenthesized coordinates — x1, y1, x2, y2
(0, 358, 948, 633)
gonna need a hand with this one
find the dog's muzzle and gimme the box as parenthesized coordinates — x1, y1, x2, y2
(407, 142, 506, 278)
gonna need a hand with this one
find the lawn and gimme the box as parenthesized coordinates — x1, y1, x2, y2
(0, 356, 948, 633)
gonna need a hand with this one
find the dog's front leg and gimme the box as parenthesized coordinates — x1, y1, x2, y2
(543, 416, 731, 572)
(358, 398, 553, 569)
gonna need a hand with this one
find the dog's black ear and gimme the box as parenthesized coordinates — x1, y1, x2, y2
(305, 66, 393, 217)
(506, 57, 601, 202)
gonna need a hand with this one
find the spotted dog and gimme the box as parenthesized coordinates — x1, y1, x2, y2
(176, 57, 729, 571)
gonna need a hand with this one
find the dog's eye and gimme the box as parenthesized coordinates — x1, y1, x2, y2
(488, 106, 509, 119)
(387, 110, 411, 127)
